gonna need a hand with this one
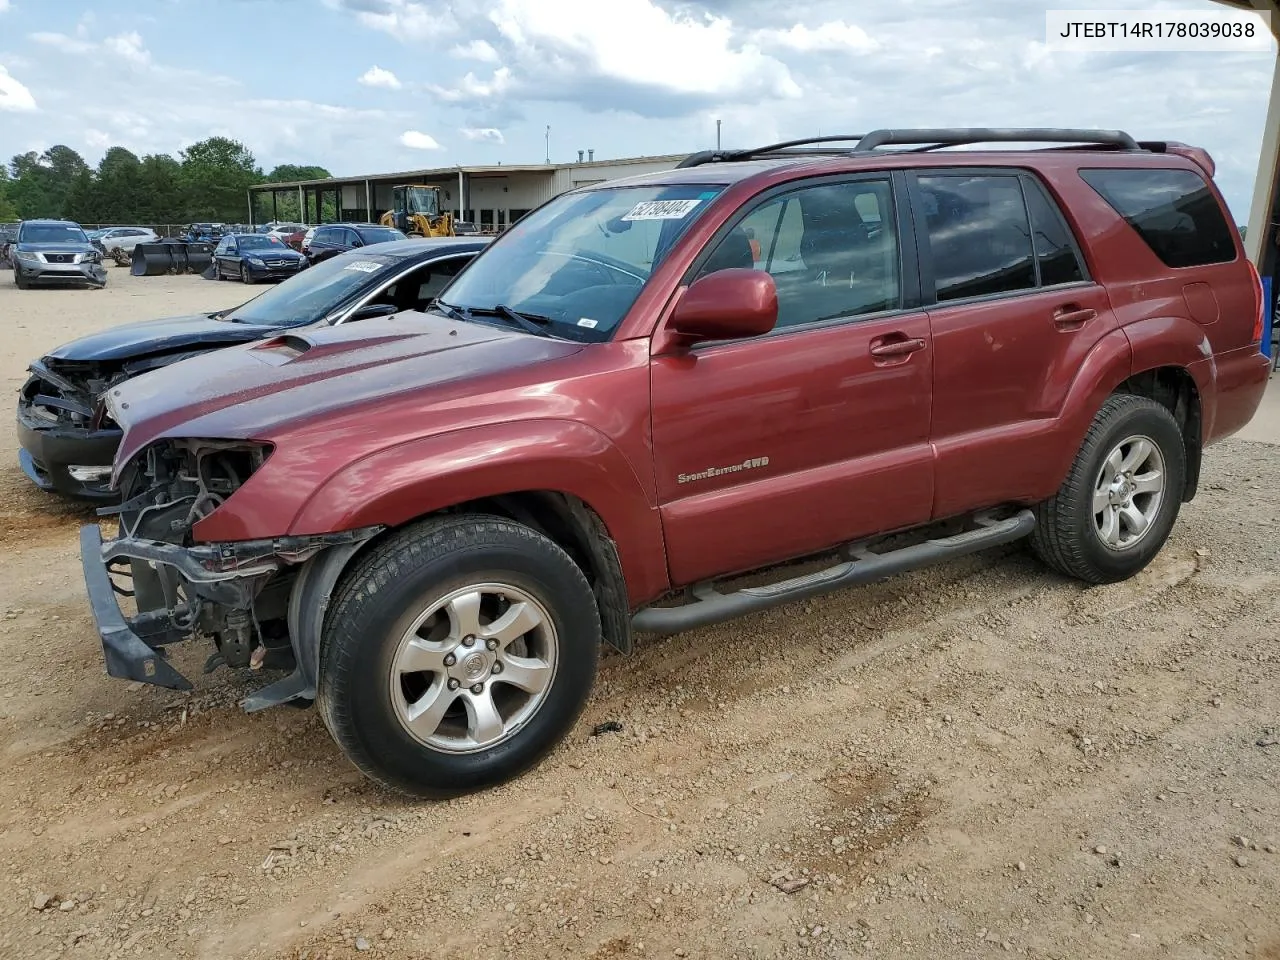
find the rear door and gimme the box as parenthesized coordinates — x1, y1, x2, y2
(650, 173, 936, 586)
(910, 169, 1116, 518)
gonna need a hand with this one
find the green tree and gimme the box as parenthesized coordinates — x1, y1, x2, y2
(0, 167, 17, 221)
(89, 147, 144, 223)
(137, 154, 184, 224)
(180, 136, 262, 222)
(7, 146, 91, 219)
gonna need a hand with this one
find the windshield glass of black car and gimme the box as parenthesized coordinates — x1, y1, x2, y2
(224, 254, 400, 326)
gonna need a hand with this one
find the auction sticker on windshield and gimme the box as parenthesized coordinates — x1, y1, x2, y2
(344, 261, 383, 273)
(622, 199, 702, 221)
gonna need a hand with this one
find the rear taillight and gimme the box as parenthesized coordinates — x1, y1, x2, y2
(1247, 259, 1264, 344)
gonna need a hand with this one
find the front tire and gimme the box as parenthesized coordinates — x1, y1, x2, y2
(1031, 394, 1186, 584)
(317, 515, 601, 798)
(240, 264, 253, 284)
(15, 270, 28, 289)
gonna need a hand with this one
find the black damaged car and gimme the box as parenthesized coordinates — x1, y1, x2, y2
(17, 237, 488, 500)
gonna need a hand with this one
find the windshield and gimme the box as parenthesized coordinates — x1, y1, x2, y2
(439, 183, 725, 341)
(223, 252, 402, 326)
(21, 223, 88, 244)
(239, 235, 287, 250)
(406, 187, 439, 216)
(358, 227, 407, 245)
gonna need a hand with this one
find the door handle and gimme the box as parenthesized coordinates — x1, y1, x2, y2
(869, 336, 926, 359)
(1053, 305, 1097, 331)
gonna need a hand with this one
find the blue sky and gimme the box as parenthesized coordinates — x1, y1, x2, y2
(0, 0, 1275, 220)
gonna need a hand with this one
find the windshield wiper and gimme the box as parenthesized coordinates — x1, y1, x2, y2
(432, 299, 469, 323)
(457, 304, 555, 337)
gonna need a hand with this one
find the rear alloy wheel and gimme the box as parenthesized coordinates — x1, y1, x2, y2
(317, 515, 600, 798)
(1031, 394, 1185, 584)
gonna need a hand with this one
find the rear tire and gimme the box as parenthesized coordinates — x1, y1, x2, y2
(1031, 394, 1186, 584)
(317, 515, 601, 798)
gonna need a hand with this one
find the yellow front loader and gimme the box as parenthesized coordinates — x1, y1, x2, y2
(380, 184, 455, 238)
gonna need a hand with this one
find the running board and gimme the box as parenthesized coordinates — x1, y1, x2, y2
(631, 509, 1036, 636)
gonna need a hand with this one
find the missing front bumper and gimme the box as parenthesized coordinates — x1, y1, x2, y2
(80, 525, 193, 690)
(78, 523, 385, 696)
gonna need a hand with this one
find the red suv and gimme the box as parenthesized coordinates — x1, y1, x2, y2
(79, 128, 1269, 798)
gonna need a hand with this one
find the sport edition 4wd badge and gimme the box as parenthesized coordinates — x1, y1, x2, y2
(677, 457, 770, 485)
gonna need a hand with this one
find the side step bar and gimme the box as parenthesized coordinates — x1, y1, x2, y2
(631, 509, 1036, 636)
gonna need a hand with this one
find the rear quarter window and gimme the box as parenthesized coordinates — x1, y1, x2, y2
(1079, 167, 1236, 268)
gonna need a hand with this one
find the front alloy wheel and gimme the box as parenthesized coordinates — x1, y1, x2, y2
(1092, 435, 1165, 551)
(389, 583, 557, 753)
(317, 515, 601, 798)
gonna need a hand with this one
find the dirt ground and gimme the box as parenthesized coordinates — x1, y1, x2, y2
(0, 268, 1278, 960)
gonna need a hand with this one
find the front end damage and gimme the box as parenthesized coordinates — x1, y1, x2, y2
(17, 359, 127, 499)
(80, 438, 382, 711)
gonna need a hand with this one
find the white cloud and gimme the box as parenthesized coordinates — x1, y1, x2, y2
(460, 126, 504, 143)
(84, 128, 111, 149)
(429, 66, 513, 102)
(486, 0, 801, 102)
(104, 31, 151, 65)
(0, 0, 11, 13)
(0, 64, 37, 112)
(30, 32, 96, 55)
(451, 39, 499, 62)
(349, 0, 459, 42)
(759, 20, 878, 53)
(358, 65, 402, 89)
(399, 130, 443, 150)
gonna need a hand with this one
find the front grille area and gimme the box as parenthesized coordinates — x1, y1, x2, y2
(264, 259, 295, 268)
(46, 254, 74, 264)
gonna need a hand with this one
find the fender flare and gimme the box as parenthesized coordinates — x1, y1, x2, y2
(287, 419, 669, 605)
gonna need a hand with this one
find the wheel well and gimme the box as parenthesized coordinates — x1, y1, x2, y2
(425, 491, 634, 654)
(1112, 366, 1202, 502)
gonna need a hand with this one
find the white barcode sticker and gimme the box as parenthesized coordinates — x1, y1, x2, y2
(343, 261, 382, 273)
(577, 317, 599, 328)
(621, 199, 702, 221)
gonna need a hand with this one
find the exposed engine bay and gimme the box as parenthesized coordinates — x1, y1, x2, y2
(90, 438, 382, 705)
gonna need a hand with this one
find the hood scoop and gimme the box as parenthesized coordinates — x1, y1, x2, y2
(250, 331, 416, 366)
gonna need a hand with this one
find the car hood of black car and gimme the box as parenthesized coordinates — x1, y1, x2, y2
(43, 313, 281, 362)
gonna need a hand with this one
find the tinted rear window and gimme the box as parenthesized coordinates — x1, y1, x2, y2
(1079, 168, 1236, 268)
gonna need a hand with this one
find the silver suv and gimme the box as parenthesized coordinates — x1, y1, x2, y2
(11, 219, 108, 289)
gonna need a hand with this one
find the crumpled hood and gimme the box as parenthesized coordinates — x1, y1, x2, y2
(45, 312, 271, 362)
(107, 311, 583, 470)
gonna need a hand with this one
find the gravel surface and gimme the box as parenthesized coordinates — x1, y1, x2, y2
(0, 270, 1278, 959)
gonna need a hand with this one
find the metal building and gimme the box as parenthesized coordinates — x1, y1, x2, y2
(247, 153, 686, 233)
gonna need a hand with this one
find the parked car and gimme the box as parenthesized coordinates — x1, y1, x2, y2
(212, 233, 307, 282)
(306, 223, 408, 263)
(77, 128, 1268, 800)
(10, 219, 107, 289)
(17, 238, 487, 500)
(283, 227, 309, 252)
(454, 221, 480, 236)
(92, 226, 160, 255)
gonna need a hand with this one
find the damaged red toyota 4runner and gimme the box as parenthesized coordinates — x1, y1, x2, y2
(80, 129, 1269, 797)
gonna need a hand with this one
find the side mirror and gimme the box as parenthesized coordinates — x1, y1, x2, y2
(351, 239, 364, 248)
(348, 302, 398, 322)
(669, 268, 777, 343)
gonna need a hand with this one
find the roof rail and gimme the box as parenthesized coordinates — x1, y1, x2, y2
(678, 127, 1142, 168)
(853, 128, 1140, 152)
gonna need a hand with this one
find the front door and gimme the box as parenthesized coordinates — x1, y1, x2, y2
(650, 175, 936, 587)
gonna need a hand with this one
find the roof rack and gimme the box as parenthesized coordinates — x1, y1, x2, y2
(678, 127, 1143, 168)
